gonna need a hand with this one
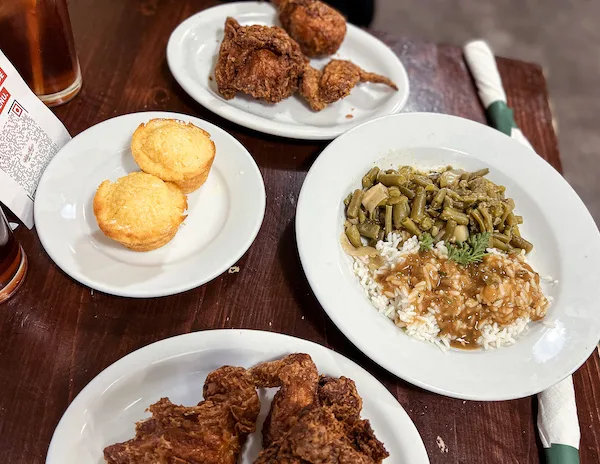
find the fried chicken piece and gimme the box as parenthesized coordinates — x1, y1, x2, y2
(318, 376, 362, 426)
(254, 408, 378, 464)
(251, 355, 389, 464)
(249, 353, 319, 446)
(300, 59, 398, 111)
(274, 0, 347, 57)
(103, 366, 260, 464)
(215, 17, 306, 103)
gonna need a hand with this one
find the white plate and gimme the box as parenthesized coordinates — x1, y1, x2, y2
(46, 330, 429, 464)
(34, 112, 265, 298)
(296, 113, 600, 401)
(166, 2, 409, 140)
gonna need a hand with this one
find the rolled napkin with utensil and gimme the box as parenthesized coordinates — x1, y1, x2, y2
(463, 39, 581, 464)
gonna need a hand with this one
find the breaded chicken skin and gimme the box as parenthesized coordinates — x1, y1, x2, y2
(274, 0, 347, 57)
(215, 17, 306, 103)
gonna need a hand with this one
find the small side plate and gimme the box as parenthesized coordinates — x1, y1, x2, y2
(34, 112, 266, 298)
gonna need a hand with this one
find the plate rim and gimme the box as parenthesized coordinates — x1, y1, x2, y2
(34, 111, 266, 298)
(166, 1, 410, 141)
(296, 111, 600, 401)
(45, 329, 430, 464)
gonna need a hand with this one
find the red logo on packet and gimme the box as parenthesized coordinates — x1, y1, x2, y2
(0, 67, 6, 86)
(0, 87, 11, 115)
(11, 101, 24, 117)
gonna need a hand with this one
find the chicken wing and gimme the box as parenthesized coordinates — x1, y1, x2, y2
(274, 0, 347, 57)
(300, 59, 398, 111)
(103, 366, 260, 464)
(249, 353, 319, 446)
(215, 17, 306, 103)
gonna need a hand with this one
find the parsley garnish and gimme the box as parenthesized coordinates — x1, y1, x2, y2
(419, 232, 435, 251)
(446, 232, 490, 266)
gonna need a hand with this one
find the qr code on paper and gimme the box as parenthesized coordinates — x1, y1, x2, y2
(0, 109, 58, 198)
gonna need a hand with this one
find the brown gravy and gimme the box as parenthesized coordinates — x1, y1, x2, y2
(376, 251, 546, 349)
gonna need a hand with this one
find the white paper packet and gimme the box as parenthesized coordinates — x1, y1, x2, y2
(0, 49, 71, 229)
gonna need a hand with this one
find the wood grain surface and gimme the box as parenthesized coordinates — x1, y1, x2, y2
(0, 1, 598, 463)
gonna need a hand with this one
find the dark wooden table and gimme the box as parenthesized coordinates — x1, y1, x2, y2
(1, 0, 598, 463)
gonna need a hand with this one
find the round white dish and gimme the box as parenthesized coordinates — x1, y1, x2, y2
(34, 112, 265, 298)
(296, 112, 600, 401)
(46, 329, 429, 464)
(166, 2, 409, 140)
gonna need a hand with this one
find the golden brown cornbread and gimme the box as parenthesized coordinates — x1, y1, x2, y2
(93, 172, 187, 252)
(131, 119, 216, 194)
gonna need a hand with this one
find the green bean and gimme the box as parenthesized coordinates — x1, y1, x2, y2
(506, 212, 518, 227)
(515, 215, 524, 224)
(385, 205, 393, 236)
(452, 200, 465, 211)
(387, 196, 402, 205)
(424, 184, 438, 193)
(378, 174, 405, 188)
(467, 168, 490, 180)
(443, 196, 454, 209)
(392, 196, 409, 228)
(399, 186, 416, 199)
(443, 219, 457, 241)
(479, 205, 494, 232)
(401, 217, 422, 237)
(388, 186, 401, 197)
(445, 189, 461, 200)
(413, 175, 433, 187)
(440, 207, 469, 225)
(358, 209, 366, 224)
(358, 222, 380, 239)
(347, 189, 363, 219)
(426, 208, 440, 218)
(491, 232, 511, 243)
(345, 224, 362, 248)
(491, 238, 510, 251)
(344, 193, 352, 206)
(498, 199, 514, 230)
(410, 187, 426, 222)
(431, 226, 439, 237)
(431, 188, 446, 209)
(420, 216, 434, 231)
(512, 225, 521, 237)
(510, 235, 533, 253)
(362, 167, 380, 189)
(470, 209, 486, 233)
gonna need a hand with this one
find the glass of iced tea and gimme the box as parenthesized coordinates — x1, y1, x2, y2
(0, 208, 27, 304)
(0, 0, 82, 107)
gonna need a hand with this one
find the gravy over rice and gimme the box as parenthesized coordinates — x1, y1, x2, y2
(376, 248, 549, 349)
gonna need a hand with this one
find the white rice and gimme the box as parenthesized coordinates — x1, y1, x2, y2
(353, 233, 550, 351)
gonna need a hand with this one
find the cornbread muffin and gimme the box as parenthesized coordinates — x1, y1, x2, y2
(131, 119, 216, 194)
(93, 172, 187, 251)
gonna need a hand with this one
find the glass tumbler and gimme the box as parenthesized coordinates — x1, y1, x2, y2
(0, 0, 82, 106)
(0, 208, 27, 304)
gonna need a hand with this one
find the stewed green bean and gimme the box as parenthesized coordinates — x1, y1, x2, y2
(343, 164, 533, 253)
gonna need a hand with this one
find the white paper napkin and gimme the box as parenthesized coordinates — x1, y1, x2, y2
(0, 49, 71, 228)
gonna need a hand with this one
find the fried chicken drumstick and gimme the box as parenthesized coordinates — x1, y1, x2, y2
(273, 0, 347, 57)
(215, 17, 306, 103)
(300, 59, 398, 111)
(250, 354, 389, 463)
(103, 366, 260, 464)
